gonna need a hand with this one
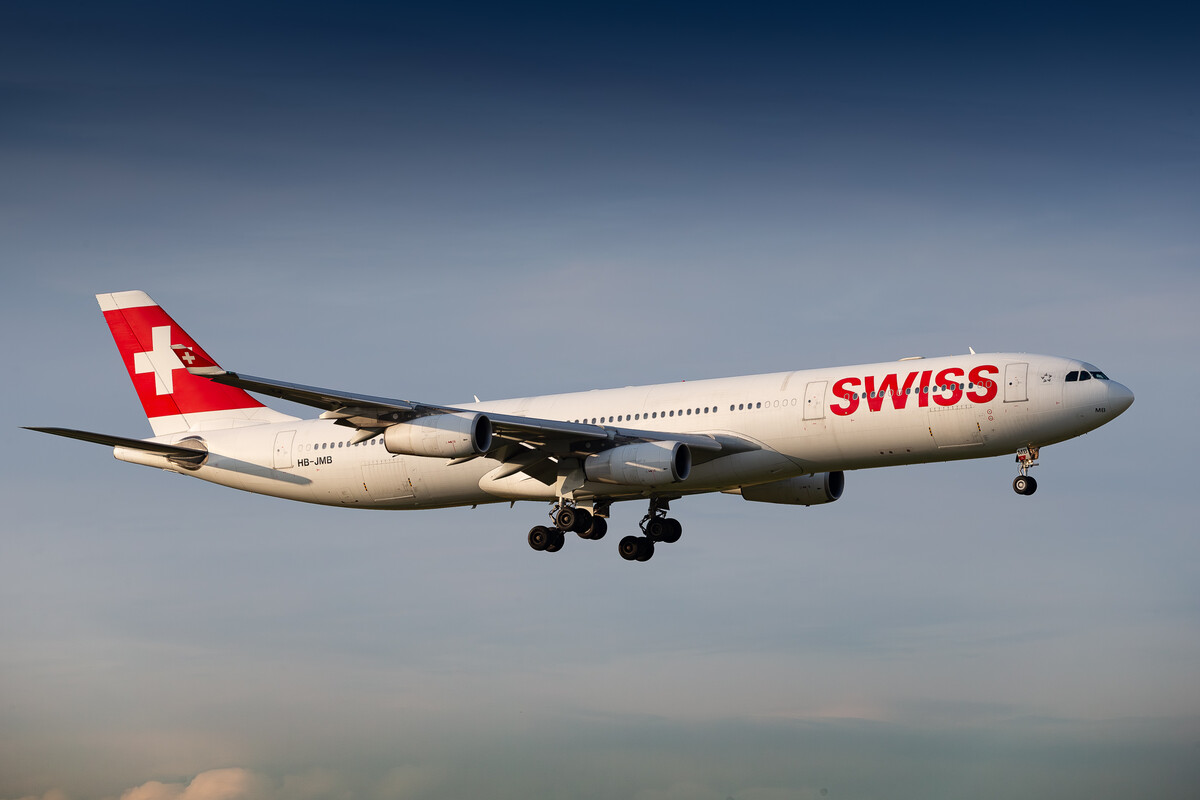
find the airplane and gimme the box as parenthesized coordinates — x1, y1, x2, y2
(27, 291, 1134, 562)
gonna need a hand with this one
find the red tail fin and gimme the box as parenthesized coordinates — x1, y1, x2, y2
(97, 291, 294, 435)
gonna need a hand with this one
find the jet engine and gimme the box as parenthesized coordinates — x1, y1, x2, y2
(384, 412, 492, 458)
(585, 441, 691, 486)
(737, 471, 844, 506)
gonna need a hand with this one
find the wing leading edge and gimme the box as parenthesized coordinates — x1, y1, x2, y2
(182, 358, 736, 458)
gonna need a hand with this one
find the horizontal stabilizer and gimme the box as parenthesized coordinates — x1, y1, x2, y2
(24, 426, 208, 467)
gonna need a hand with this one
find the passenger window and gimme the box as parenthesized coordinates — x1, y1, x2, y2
(669, 410, 674, 417)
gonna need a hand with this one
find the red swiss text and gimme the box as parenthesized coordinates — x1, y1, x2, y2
(829, 364, 999, 416)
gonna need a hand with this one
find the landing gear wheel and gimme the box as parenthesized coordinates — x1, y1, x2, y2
(570, 508, 593, 534)
(662, 518, 682, 544)
(618, 535, 642, 561)
(646, 517, 669, 541)
(545, 529, 565, 552)
(578, 516, 608, 540)
(635, 538, 655, 562)
(528, 526, 551, 551)
(554, 506, 578, 532)
(1013, 476, 1037, 495)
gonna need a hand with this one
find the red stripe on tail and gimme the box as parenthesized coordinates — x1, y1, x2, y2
(98, 292, 265, 420)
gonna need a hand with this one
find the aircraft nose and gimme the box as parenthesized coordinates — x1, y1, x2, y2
(1108, 380, 1135, 416)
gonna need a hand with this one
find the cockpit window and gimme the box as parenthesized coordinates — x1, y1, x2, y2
(1066, 371, 1079, 382)
(1090, 371, 1109, 380)
(1079, 371, 1092, 381)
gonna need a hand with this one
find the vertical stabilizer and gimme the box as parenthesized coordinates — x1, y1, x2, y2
(97, 291, 295, 435)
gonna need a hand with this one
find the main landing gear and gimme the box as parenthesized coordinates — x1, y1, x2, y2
(527, 502, 608, 554)
(527, 498, 683, 562)
(1013, 445, 1039, 496)
(618, 498, 682, 563)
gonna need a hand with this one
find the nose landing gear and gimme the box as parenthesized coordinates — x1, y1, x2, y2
(1013, 445, 1039, 495)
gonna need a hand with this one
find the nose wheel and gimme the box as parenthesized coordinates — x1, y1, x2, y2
(1013, 445, 1039, 495)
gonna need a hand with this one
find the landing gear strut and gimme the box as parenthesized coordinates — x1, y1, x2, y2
(1013, 445, 1039, 496)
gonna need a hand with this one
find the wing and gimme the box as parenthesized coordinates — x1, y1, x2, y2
(181, 355, 751, 467)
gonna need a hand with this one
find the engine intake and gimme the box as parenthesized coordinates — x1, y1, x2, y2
(585, 441, 691, 486)
(384, 412, 492, 459)
(738, 471, 844, 506)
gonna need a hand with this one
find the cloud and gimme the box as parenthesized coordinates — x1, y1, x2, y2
(119, 783, 183, 800)
(118, 770, 268, 800)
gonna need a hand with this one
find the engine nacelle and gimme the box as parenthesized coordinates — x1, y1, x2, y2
(584, 441, 691, 486)
(738, 471, 844, 506)
(384, 412, 492, 459)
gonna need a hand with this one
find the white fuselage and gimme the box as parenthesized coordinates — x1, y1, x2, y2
(121, 353, 1132, 510)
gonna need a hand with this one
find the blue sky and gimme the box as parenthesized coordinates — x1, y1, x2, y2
(2, 3, 1199, 799)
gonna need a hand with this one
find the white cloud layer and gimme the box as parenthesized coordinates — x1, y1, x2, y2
(117, 769, 268, 800)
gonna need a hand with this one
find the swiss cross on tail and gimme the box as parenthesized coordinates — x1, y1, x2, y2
(96, 291, 269, 435)
(133, 326, 184, 395)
